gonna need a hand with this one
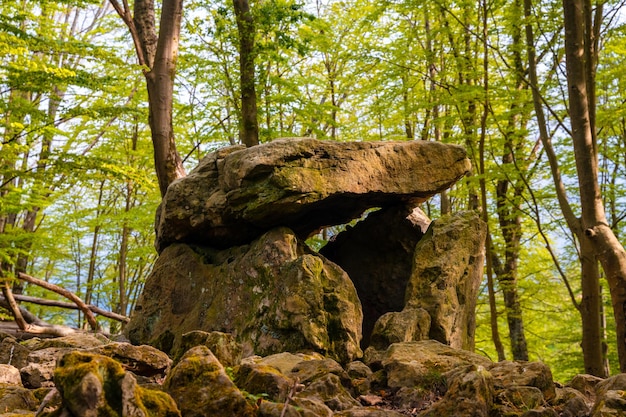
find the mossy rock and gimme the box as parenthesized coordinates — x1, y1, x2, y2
(42, 351, 179, 417)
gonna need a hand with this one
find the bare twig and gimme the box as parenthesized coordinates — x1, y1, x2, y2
(280, 378, 305, 417)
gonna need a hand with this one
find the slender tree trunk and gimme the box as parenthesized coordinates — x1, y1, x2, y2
(233, 0, 259, 147)
(562, 0, 626, 372)
(145, 0, 186, 195)
(110, 0, 186, 196)
(523, 0, 607, 375)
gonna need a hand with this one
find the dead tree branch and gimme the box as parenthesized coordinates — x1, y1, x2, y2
(17, 272, 99, 331)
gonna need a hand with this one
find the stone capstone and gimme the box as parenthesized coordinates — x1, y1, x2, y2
(155, 138, 470, 252)
(125, 227, 363, 364)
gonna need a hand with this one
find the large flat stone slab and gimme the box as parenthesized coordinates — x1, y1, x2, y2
(155, 138, 470, 251)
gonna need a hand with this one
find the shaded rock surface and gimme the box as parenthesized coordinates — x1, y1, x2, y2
(404, 210, 487, 350)
(320, 205, 431, 348)
(3, 332, 625, 417)
(126, 227, 363, 364)
(156, 138, 470, 251)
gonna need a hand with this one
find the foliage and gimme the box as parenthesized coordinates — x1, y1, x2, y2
(2, 0, 626, 381)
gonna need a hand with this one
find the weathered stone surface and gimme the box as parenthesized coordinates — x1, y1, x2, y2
(556, 387, 592, 417)
(489, 360, 556, 402)
(47, 351, 180, 417)
(0, 384, 39, 413)
(591, 374, 626, 416)
(299, 373, 361, 411)
(26, 333, 108, 350)
(234, 362, 293, 402)
(249, 351, 325, 375)
(320, 205, 430, 347)
(20, 348, 72, 389)
(420, 364, 494, 417)
(346, 361, 373, 396)
(174, 330, 242, 367)
(494, 386, 546, 415)
(377, 340, 492, 389)
(404, 211, 487, 350)
(126, 227, 363, 364)
(0, 336, 30, 369)
(156, 138, 470, 251)
(164, 346, 254, 417)
(568, 373, 603, 403)
(368, 307, 430, 351)
(0, 364, 22, 385)
(87, 342, 171, 380)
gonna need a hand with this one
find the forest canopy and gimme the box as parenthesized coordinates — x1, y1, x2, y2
(2, 0, 626, 382)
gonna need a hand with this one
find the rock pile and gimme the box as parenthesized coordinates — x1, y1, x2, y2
(0, 332, 623, 416)
(125, 138, 483, 362)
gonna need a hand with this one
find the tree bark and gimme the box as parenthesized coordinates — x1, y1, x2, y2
(233, 0, 259, 147)
(110, 0, 186, 196)
(562, 0, 626, 372)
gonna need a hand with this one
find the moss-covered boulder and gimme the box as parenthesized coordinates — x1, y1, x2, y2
(126, 227, 363, 364)
(374, 340, 492, 389)
(86, 342, 172, 381)
(155, 138, 470, 252)
(404, 211, 487, 350)
(164, 346, 255, 417)
(0, 384, 39, 413)
(42, 351, 179, 417)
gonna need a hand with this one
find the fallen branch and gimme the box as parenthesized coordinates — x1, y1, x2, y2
(1, 282, 28, 330)
(0, 294, 129, 323)
(17, 272, 99, 331)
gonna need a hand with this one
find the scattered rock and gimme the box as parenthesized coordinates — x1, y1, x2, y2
(0, 384, 39, 414)
(375, 340, 492, 388)
(368, 307, 431, 351)
(20, 348, 72, 389)
(87, 341, 172, 380)
(164, 345, 255, 417)
(0, 336, 31, 369)
(489, 360, 557, 402)
(0, 364, 21, 385)
(0, 330, 622, 417)
(174, 330, 242, 367)
(591, 374, 626, 416)
(44, 351, 179, 417)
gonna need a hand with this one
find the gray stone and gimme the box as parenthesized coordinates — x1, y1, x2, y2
(368, 307, 430, 351)
(405, 211, 486, 350)
(126, 228, 363, 364)
(156, 138, 470, 251)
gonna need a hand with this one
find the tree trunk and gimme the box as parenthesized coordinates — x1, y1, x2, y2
(145, 0, 186, 195)
(563, 0, 626, 372)
(110, 0, 186, 196)
(233, 0, 259, 147)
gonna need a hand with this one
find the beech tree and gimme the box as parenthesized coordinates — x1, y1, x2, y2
(233, 0, 259, 146)
(561, 0, 626, 373)
(108, 0, 187, 196)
